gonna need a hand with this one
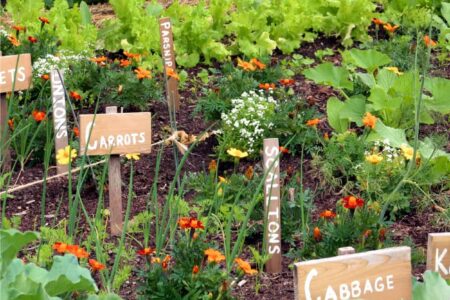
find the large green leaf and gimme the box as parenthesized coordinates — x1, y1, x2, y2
(342, 48, 391, 73)
(87, 294, 123, 300)
(424, 77, 450, 114)
(79, 1, 92, 25)
(368, 85, 402, 111)
(303, 62, 353, 90)
(0, 229, 39, 276)
(339, 95, 366, 126)
(326, 97, 349, 133)
(44, 255, 97, 296)
(413, 271, 450, 300)
(418, 138, 450, 161)
(367, 119, 408, 148)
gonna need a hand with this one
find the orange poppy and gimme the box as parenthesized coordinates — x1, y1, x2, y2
(306, 118, 320, 127)
(362, 112, 377, 129)
(423, 35, 437, 47)
(67, 245, 89, 259)
(166, 67, 180, 80)
(342, 195, 364, 210)
(89, 259, 106, 271)
(208, 160, 217, 172)
(119, 59, 131, 67)
(28, 36, 38, 43)
(204, 248, 225, 263)
(192, 265, 199, 274)
(134, 67, 151, 80)
(237, 58, 256, 71)
(8, 119, 14, 130)
(69, 91, 82, 101)
(12, 25, 25, 31)
(73, 127, 80, 137)
(258, 83, 275, 90)
(320, 210, 336, 219)
(90, 56, 107, 65)
(32, 110, 46, 122)
(52, 242, 69, 254)
(7, 35, 20, 47)
(235, 258, 257, 275)
(372, 18, 385, 25)
(244, 165, 254, 180)
(41, 74, 50, 81)
(279, 146, 289, 154)
(383, 23, 399, 33)
(313, 227, 321, 241)
(250, 58, 266, 70)
(137, 247, 155, 256)
(279, 79, 295, 86)
(39, 16, 50, 24)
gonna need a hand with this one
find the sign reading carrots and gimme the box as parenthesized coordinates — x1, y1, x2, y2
(0, 54, 32, 93)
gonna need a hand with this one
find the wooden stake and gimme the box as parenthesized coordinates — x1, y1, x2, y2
(338, 246, 356, 256)
(106, 106, 123, 235)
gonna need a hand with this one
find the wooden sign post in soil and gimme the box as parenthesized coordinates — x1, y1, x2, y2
(79, 109, 152, 235)
(427, 232, 450, 279)
(293, 246, 412, 300)
(50, 70, 69, 174)
(263, 138, 282, 273)
(159, 17, 180, 111)
(0, 53, 32, 171)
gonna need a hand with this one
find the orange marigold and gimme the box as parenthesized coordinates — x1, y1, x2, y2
(279, 79, 295, 86)
(192, 265, 200, 274)
(166, 67, 180, 80)
(313, 227, 322, 241)
(7, 35, 20, 47)
(12, 25, 25, 31)
(362, 112, 377, 129)
(258, 83, 275, 90)
(89, 259, 106, 271)
(41, 74, 50, 81)
(204, 248, 225, 263)
(342, 195, 364, 210)
(137, 247, 155, 256)
(383, 23, 399, 33)
(320, 210, 336, 219)
(178, 217, 191, 229)
(244, 165, 254, 180)
(52, 242, 69, 254)
(134, 67, 151, 80)
(8, 119, 14, 130)
(90, 56, 107, 65)
(208, 160, 217, 172)
(250, 58, 266, 70)
(423, 35, 437, 48)
(70, 91, 82, 101)
(28, 36, 38, 43)
(372, 18, 385, 25)
(32, 110, 46, 122)
(67, 245, 89, 259)
(39, 17, 50, 24)
(235, 258, 258, 275)
(124, 51, 141, 60)
(119, 59, 131, 67)
(306, 118, 320, 127)
(237, 58, 256, 71)
(73, 127, 80, 137)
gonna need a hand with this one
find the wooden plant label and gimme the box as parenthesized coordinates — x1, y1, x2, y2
(293, 247, 412, 300)
(427, 233, 450, 279)
(263, 138, 281, 273)
(159, 17, 180, 111)
(50, 70, 69, 174)
(0, 54, 32, 93)
(79, 112, 152, 156)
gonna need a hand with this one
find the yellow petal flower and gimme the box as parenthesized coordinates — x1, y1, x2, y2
(227, 148, 248, 159)
(385, 67, 403, 76)
(365, 153, 383, 164)
(125, 153, 140, 160)
(400, 144, 418, 160)
(56, 146, 77, 165)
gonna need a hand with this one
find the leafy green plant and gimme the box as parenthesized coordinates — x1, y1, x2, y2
(413, 271, 450, 300)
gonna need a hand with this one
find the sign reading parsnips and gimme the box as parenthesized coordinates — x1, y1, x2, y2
(80, 112, 152, 156)
(0, 54, 32, 93)
(293, 247, 412, 300)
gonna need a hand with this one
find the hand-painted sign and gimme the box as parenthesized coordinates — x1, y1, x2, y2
(293, 247, 412, 300)
(79, 112, 152, 156)
(263, 138, 281, 273)
(159, 17, 180, 110)
(0, 54, 32, 93)
(427, 233, 450, 279)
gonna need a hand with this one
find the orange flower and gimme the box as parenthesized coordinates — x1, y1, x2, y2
(342, 195, 364, 210)
(279, 79, 295, 86)
(235, 258, 257, 275)
(313, 227, 321, 241)
(363, 229, 372, 239)
(192, 265, 199, 274)
(166, 67, 180, 80)
(423, 35, 437, 48)
(306, 118, 320, 127)
(250, 58, 266, 70)
(32, 110, 46, 122)
(69, 91, 82, 101)
(90, 56, 107, 65)
(119, 59, 131, 67)
(12, 25, 25, 31)
(39, 16, 50, 24)
(41, 74, 50, 81)
(237, 58, 256, 71)
(73, 127, 80, 137)
(162, 255, 171, 270)
(7, 35, 20, 47)
(134, 67, 151, 80)
(204, 248, 225, 263)
(52, 242, 69, 254)
(279, 146, 289, 154)
(208, 160, 217, 172)
(190, 218, 204, 230)
(320, 210, 336, 219)
(137, 247, 155, 256)
(379, 228, 386, 242)
(383, 23, 399, 33)
(362, 112, 377, 129)
(89, 259, 106, 271)
(28, 36, 38, 43)
(258, 83, 275, 90)
(67, 245, 89, 259)
(124, 51, 141, 60)
(8, 119, 14, 130)
(178, 217, 191, 229)
(372, 18, 385, 25)
(244, 165, 254, 180)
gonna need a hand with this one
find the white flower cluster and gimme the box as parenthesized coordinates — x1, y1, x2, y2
(0, 28, 8, 38)
(221, 90, 277, 154)
(364, 139, 399, 162)
(32, 50, 89, 77)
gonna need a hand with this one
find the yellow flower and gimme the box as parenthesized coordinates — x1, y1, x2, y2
(125, 153, 140, 160)
(56, 146, 77, 165)
(227, 148, 248, 159)
(400, 144, 419, 160)
(217, 187, 223, 196)
(218, 176, 228, 184)
(385, 67, 403, 76)
(365, 153, 383, 164)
